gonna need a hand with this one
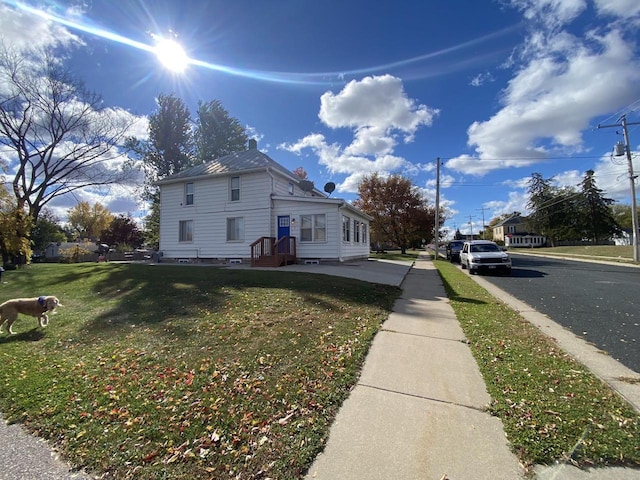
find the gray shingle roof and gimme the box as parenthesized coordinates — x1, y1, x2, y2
(495, 214, 524, 227)
(156, 149, 294, 184)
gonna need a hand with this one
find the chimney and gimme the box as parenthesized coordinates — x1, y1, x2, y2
(248, 138, 258, 150)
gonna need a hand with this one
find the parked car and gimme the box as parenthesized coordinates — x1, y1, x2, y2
(460, 240, 511, 275)
(445, 240, 464, 262)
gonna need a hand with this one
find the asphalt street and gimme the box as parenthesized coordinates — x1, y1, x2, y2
(474, 253, 640, 374)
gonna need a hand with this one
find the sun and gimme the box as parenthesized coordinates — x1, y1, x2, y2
(154, 37, 189, 73)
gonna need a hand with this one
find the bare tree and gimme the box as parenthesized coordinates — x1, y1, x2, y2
(0, 44, 137, 222)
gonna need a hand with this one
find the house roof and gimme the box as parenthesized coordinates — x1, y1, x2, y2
(156, 149, 302, 186)
(494, 214, 524, 228)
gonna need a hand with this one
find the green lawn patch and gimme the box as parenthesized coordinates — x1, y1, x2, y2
(433, 260, 640, 470)
(0, 263, 400, 479)
(517, 245, 634, 262)
(369, 250, 421, 261)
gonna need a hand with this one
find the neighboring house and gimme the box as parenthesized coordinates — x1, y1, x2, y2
(492, 214, 546, 248)
(613, 229, 631, 246)
(156, 141, 371, 265)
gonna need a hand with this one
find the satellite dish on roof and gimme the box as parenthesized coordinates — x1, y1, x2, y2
(299, 180, 314, 192)
(324, 182, 336, 195)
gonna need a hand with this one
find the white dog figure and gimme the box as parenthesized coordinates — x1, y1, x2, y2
(0, 296, 62, 335)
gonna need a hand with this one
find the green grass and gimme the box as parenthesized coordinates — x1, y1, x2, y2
(0, 263, 401, 479)
(369, 249, 421, 261)
(433, 259, 640, 470)
(514, 245, 634, 261)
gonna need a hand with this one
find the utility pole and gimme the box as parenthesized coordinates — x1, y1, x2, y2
(477, 207, 488, 240)
(434, 157, 441, 259)
(467, 215, 474, 240)
(598, 114, 640, 262)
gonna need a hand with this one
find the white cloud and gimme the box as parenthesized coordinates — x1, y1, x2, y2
(281, 75, 438, 194)
(0, 3, 83, 52)
(447, 28, 640, 176)
(594, 0, 640, 18)
(470, 72, 495, 87)
(508, 0, 587, 29)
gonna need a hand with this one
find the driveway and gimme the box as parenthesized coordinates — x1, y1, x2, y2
(230, 258, 414, 287)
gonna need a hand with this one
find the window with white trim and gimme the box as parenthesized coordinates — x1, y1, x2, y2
(185, 182, 194, 205)
(226, 217, 244, 241)
(362, 224, 368, 244)
(342, 215, 351, 242)
(230, 176, 240, 201)
(179, 220, 193, 242)
(288, 182, 294, 195)
(354, 220, 361, 243)
(300, 214, 326, 242)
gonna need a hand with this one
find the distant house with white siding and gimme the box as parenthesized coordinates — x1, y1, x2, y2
(156, 140, 371, 265)
(492, 214, 546, 248)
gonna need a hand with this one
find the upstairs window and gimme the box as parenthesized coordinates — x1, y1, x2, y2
(185, 182, 194, 205)
(230, 176, 240, 201)
(288, 182, 294, 195)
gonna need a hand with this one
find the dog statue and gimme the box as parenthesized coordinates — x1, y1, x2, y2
(0, 296, 62, 335)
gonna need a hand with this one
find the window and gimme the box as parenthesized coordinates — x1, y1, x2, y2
(230, 176, 240, 201)
(179, 220, 193, 242)
(288, 182, 294, 195)
(300, 214, 326, 242)
(342, 215, 351, 242)
(354, 220, 361, 243)
(362, 224, 368, 244)
(226, 217, 244, 241)
(185, 182, 194, 205)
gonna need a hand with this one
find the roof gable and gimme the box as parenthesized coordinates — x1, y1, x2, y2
(156, 149, 294, 184)
(494, 214, 525, 227)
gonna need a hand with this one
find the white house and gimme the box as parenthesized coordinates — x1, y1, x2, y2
(156, 141, 371, 265)
(492, 214, 546, 248)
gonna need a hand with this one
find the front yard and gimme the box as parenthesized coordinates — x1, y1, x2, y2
(0, 263, 400, 479)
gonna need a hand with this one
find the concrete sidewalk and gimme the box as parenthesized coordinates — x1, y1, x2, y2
(305, 255, 525, 480)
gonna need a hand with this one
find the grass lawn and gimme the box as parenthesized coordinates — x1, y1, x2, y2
(0, 263, 400, 479)
(369, 249, 421, 261)
(433, 259, 640, 470)
(513, 245, 634, 261)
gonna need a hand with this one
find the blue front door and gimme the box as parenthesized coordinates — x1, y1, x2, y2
(277, 216, 290, 253)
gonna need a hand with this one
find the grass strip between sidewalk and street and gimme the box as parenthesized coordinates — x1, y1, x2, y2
(0, 263, 401, 480)
(433, 259, 640, 470)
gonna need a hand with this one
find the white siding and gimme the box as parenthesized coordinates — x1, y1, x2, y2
(274, 200, 340, 260)
(337, 208, 371, 261)
(159, 172, 272, 259)
(159, 170, 370, 263)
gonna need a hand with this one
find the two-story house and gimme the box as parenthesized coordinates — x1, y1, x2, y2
(156, 140, 371, 265)
(492, 214, 546, 248)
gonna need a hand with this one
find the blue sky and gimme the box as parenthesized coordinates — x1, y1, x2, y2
(1, 0, 639, 238)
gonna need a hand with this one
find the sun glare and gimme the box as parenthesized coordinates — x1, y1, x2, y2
(154, 37, 189, 73)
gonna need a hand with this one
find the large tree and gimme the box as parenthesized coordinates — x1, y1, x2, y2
(0, 44, 137, 223)
(67, 201, 113, 240)
(353, 173, 436, 254)
(127, 93, 194, 250)
(578, 169, 621, 243)
(525, 173, 580, 245)
(194, 99, 248, 162)
(100, 214, 144, 249)
(31, 208, 66, 253)
(0, 184, 31, 264)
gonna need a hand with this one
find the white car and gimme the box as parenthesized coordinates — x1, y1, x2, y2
(460, 240, 511, 275)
